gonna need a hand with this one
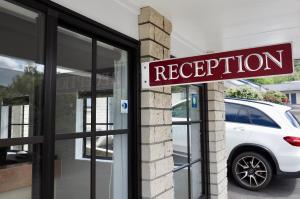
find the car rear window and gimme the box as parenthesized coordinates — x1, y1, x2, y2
(225, 102, 280, 128)
(285, 111, 300, 128)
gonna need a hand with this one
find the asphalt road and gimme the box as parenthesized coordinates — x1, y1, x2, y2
(228, 176, 300, 199)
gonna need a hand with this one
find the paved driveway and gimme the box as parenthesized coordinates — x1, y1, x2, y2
(228, 176, 300, 199)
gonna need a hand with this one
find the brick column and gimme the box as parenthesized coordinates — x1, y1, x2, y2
(138, 6, 174, 199)
(207, 82, 228, 199)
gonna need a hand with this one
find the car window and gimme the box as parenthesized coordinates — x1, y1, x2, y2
(236, 108, 251, 124)
(248, 107, 280, 128)
(225, 103, 239, 122)
(172, 101, 187, 118)
(285, 111, 300, 128)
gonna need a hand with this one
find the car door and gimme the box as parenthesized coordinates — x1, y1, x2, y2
(225, 103, 253, 155)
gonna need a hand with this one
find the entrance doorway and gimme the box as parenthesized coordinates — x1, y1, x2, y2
(0, 1, 139, 199)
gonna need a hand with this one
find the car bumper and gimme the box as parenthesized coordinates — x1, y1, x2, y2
(277, 170, 300, 178)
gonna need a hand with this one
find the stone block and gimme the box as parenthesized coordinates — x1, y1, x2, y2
(139, 23, 155, 40)
(141, 40, 164, 60)
(142, 143, 165, 162)
(155, 156, 173, 177)
(163, 86, 171, 94)
(208, 110, 225, 121)
(209, 121, 225, 131)
(139, 6, 164, 29)
(163, 16, 172, 34)
(141, 91, 155, 108)
(141, 109, 164, 126)
(209, 140, 226, 152)
(209, 131, 225, 142)
(154, 27, 170, 48)
(163, 48, 170, 59)
(208, 90, 224, 101)
(164, 110, 172, 125)
(208, 101, 225, 111)
(164, 141, 173, 157)
(210, 177, 228, 195)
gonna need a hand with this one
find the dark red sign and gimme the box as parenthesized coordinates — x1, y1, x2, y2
(146, 43, 293, 87)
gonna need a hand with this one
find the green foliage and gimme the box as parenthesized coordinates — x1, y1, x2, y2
(249, 59, 300, 85)
(225, 86, 288, 104)
(263, 90, 287, 104)
(226, 86, 263, 100)
(0, 66, 43, 102)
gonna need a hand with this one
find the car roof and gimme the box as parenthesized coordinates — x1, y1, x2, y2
(225, 98, 291, 114)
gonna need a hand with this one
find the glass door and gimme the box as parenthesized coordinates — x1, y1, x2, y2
(54, 26, 129, 199)
(0, 1, 45, 198)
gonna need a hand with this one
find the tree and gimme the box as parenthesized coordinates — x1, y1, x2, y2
(0, 65, 43, 103)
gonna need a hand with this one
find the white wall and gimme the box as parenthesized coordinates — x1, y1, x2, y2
(51, 0, 139, 39)
(51, 0, 202, 59)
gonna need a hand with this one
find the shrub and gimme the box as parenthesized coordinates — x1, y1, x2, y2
(263, 90, 288, 104)
(225, 86, 288, 104)
(225, 86, 263, 100)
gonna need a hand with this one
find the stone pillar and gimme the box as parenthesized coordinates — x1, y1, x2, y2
(207, 82, 228, 199)
(138, 6, 174, 199)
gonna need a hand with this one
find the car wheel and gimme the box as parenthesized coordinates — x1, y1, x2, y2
(231, 152, 273, 191)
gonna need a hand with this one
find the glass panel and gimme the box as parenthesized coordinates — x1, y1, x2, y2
(172, 86, 187, 121)
(55, 27, 92, 134)
(95, 136, 109, 158)
(0, 1, 45, 139)
(189, 124, 201, 161)
(189, 85, 200, 121)
(55, 138, 90, 199)
(0, 144, 42, 199)
(225, 103, 238, 122)
(174, 168, 189, 199)
(96, 134, 128, 199)
(249, 107, 280, 128)
(190, 161, 202, 199)
(96, 42, 128, 130)
(172, 125, 188, 166)
(236, 108, 250, 124)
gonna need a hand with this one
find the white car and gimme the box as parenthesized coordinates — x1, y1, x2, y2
(172, 97, 300, 191)
(226, 98, 300, 191)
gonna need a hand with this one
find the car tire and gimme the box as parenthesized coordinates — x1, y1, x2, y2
(231, 152, 273, 191)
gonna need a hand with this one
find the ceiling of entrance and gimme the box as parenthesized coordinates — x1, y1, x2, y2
(127, 0, 300, 58)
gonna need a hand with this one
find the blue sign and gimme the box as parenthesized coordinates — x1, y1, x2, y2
(121, 100, 128, 113)
(191, 94, 197, 108)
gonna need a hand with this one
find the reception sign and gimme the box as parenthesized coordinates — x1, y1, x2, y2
(142, 43, 293, 88)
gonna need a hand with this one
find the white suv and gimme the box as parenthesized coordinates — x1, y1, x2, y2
(226, 98, 300, 191)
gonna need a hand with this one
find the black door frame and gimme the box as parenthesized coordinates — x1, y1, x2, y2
(0, 0, 141, 199)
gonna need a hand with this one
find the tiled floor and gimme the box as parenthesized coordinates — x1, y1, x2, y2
(228, 177, 300, 199)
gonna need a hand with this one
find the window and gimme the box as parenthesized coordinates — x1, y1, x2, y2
(285, 111, 300, 128)
(291, 93, 297, 104)
(248, 107, 280, 128)
(225, 103, 239, 122)
(172, 85, 208, 199)
(172, 101, 187, 118)
(82, 96, 114, 159)
(0, 1, 139, 199)
(236, 108, 251, 124)
(0, 1, 45, 198)
(55, 27, 130, 199)
(225, 102, 280, 128)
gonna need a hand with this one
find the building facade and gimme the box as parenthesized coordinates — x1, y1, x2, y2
(0, 1, 227, 199)
(264, 81, 300, 120)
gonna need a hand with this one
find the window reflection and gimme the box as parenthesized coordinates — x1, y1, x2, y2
(0, 55, 44, 139)
(0, 144, 42, 199)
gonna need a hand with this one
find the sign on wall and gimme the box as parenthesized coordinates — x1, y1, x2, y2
(142, 43, 294, 88)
